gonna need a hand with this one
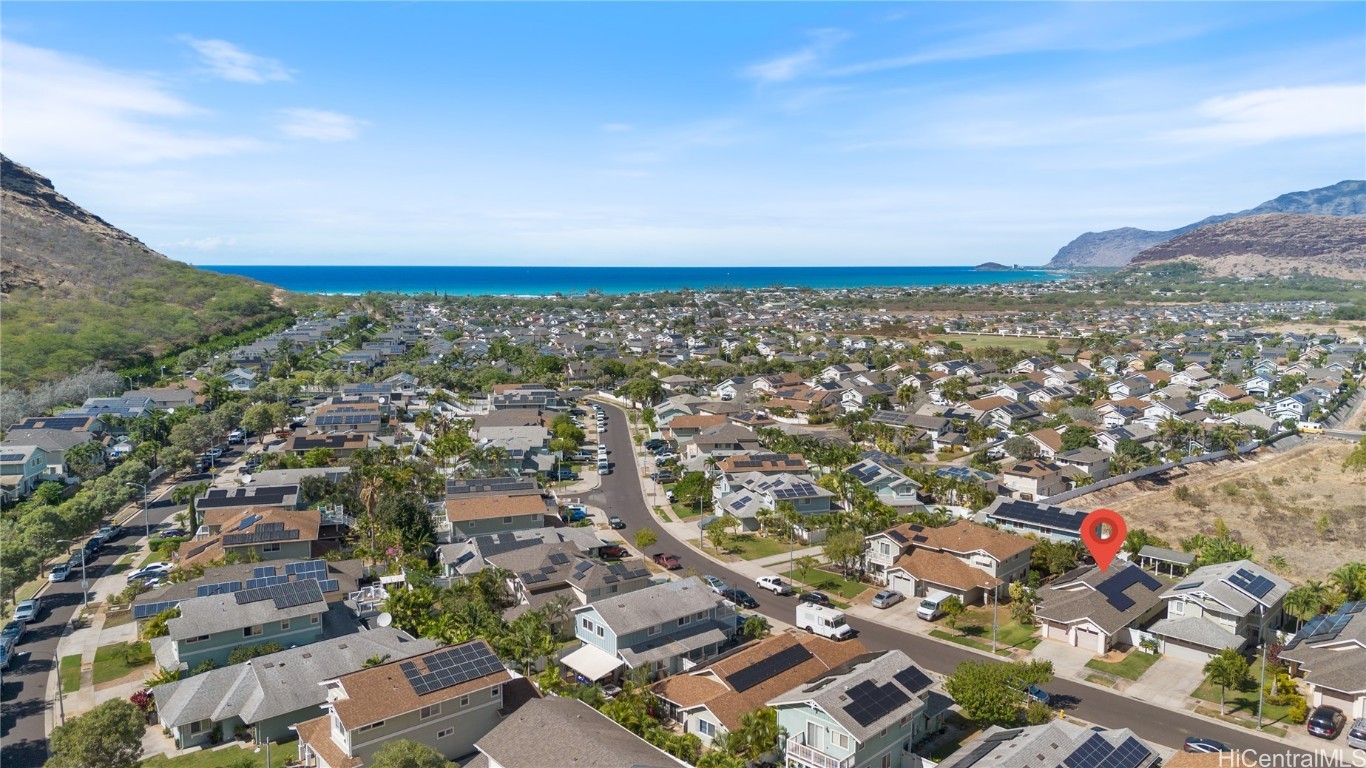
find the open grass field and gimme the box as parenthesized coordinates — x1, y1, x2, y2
(926, 334, 1057, 353)
(729, 534, 793, 561)
(1191, 658, 1293, 733)
(1083, 442, 1366, 581)
(789, 566, 868, 600)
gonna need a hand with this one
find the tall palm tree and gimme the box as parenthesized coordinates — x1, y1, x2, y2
(1282, 585, 1323, 631)
(1330, 562, 1366, 602)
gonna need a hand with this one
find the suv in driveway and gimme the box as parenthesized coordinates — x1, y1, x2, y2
(1307, 705, 1346, 739)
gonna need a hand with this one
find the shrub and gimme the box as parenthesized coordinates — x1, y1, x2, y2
(1287, 697, 1309, 724)
(227, 642, 284, 665)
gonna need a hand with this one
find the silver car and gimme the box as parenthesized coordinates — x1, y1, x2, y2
(1347, 718, 1366, 750)
(871, 589, 904, 609)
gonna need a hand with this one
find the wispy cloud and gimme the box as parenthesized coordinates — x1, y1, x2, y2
(182, 37, 292, 83)
(1161, 84, 1365, 145)
(743, 28, 850, 83)
(1, 40, 265, 166)
(277, 108, 367, 141)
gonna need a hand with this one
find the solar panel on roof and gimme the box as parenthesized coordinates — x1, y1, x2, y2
(1174, 581, 1203, 590)
(725, 644, 813, 693)
(893, 666, 932, 693)
(603, 575, 619, 584)
(947, 739, 1002, 768)
(0, 453, 27, 462)
(319, 579, 339, 593)
(887, 529, 908, 544)
(403, 644, 505, 697)
(133, 599, 181, 619)
(841, 679, 911, 727)
(574, 561, 594, 573)
(235, 514, 263, 532)
(1096, 566, 1160, 612)
(548, 553, 570, 566)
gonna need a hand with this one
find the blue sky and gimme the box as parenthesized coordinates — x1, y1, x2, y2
(4, 2, 1362, 266)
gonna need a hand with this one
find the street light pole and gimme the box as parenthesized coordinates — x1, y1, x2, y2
(125, 482, 150, 538)
(54, 540, 88, 608)
(1256, 602, 1267, 729)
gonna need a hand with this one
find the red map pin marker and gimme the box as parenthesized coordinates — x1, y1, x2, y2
(1081, 508, 1127, 573)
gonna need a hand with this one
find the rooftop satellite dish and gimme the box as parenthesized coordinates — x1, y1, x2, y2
(376, 612, 393, 628)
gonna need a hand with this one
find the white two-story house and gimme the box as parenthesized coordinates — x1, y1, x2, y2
(1148, 560, 1290, 663)
(865, 520, 1034, 606)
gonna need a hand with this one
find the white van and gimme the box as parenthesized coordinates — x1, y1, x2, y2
(597, 459, 611, 476)
(917, 590, 953, 621)
(797, 603, 854, 640)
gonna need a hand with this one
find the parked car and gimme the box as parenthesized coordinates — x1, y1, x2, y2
(871, 589, 904, 609)
(1024, 684, 1051, 705)
(99, 524, 123, 541)
(0, 636, 13, 671)
(598, 544, 628, 559)
(722, 588, 758, 609)
(652, 553, 682, 570)
(157, 528, 187, 539)
(565, 507, 588, 523)
(551, 469, 580, 481)
(798, 591, 832, 607)
(13, 599, 42, 624)
(1347, 718, 1366, 750)
(755, 575, 793, 595)
(666, 491, 677, 503)
(127, 562, 173, 582)
(654, 472, 675, 484)
(1182, 737, 1231, 753)
(1, 620, 25, 646)
(1307, 705, 1346, 739)
(702, 575, 728, 595)
(608, 515, 626, 530)
(48, 563, 71, 583)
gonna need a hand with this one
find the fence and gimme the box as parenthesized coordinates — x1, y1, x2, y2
(1042, 439, 1264, 505)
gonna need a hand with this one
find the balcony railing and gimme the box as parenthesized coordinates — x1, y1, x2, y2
(785, 736, 855, 768)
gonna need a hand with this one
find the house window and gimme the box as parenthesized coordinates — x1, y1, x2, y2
(243, 625, 263, 637)
(678, 616, 691, 626)
(647, 625, 660, 636)
(582, 618, 593, 631)
(503, 516, 512, 523)
(881, 756, 892, 768)
(608, 584, 617, 594)
(185, 635, 209, 644)
(695, 610, 708, 621)
(491, 686, 500, 699)
(596, 626, 604, 637)
(880, 542, 891, 556)
(357, 720, 385, 732)
(437, 727, 454, 739)
(188, 719, 209, 735)
(310, 614, 320, 625)
(280, 619, 290, 631)
(1171, 601, 1185, 615)
(697, 720, 716, 737)
(468, 521, 476, 528)
(420, 704, 440, 720)
(832, 732, 849, 749)
(262, 543, 280, 553)
(460, 695, 470, 707)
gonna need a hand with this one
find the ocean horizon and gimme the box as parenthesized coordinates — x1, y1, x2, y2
(201, 265, 1061, 296)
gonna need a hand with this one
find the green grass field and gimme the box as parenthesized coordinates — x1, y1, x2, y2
(92, 641, 154, 686)
(927, 334, 1057, 353)
(1086, 651, 1160, 681)
(929, 629, 1014, 657)
(788, 566, 867, 600)
(729, 534, 793, 561)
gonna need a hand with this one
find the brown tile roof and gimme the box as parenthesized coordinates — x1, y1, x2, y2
(284, 432, 370, 453)
(651, 632, 869, 732)
(178, 507, 321, 566)
(966, 395, 1012, 412)
(715, 453, 808, 474)
(881, 519, 1033, 562)
(890, 548, 1002, 591)
(668, 414, 728, 431)
(330, 640, 512, 729)
(293, 713, 362, 768)
(444, 493, 551, 523)
(1029, 428, 1063, 453)
(1004, 459, 1061, 478)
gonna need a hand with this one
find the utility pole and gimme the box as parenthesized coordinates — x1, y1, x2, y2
(125, 482, 150, 538)
(55, 541, 89, 608)
(1256, 602, 1268, 729)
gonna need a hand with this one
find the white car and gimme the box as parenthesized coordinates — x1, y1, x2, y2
(49, 563, 71, 583)
(755, 575, 794, 596)
(128, 562, 173, 582)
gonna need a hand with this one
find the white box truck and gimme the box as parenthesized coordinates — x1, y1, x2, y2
(917, 590, 953, 621)
(797, 603, 854, 640)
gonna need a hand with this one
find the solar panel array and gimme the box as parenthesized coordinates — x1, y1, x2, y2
(196, 580, 243, 597)
(1061, 734, 1152, 768)
(236, 514, 264, 532)
(521, 570, 551, 584)
(607, 562, 650, 580)
(772, 482, 817, 499)
(445, 477, 538, 495)
(133, 599, 181, 619)
(1225, 568, 1276, 600)
(400, 643, 504, 696)
(989, 499, 1086, 533)
(0, 453, 28, 462)
(198, 486, 296, 509)
(233, 578, 324, 610)
(847, 462, 879, 483)
(887, 529, 908, 544)
(315, 414, 380, 426)
(253, 565, 279, 578)
(16, 416, 91, 431)
(246, 574, 290, 589)
(949, 729, 1022, 768)
(549, 553, 570, 566)
(1096, 566, 1162, 612)
(223, 522, 301, 546)
(724, 644, 814, 693)
(286, 560, 328, 579)
(1289, 603, 1364, 649)
(893, 666, 932, 694)
(1174, 581, 1204, 591)
(842, 679, 911, 727)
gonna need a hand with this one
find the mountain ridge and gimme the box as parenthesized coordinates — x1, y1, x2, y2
(1048, 180, 1366, 268)
(1126, 213, 1366, 279)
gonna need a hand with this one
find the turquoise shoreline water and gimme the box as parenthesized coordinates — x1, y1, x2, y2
(203, 265, 1060, 296)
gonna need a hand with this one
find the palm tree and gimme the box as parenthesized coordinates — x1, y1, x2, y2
(202, 376, 230, 409)
(1203, 649, 1249, 715)
(1330, 562, 1366, 602)
(1283, 585, 1323, 630)
(358, 468, 387, 565)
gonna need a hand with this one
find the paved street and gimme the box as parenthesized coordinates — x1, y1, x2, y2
(584, 400, 1319, 760)
(0, 446, 245, 768)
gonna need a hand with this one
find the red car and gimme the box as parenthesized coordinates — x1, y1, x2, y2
(599, 544, 628, 559)
(652, 553, 682, 570)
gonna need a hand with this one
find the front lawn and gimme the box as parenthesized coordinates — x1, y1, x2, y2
(92, 640, 154, 686)
(1086, 651, 1160, 681)
(141, 741, 295, 768)
(787, 566, 867, 600)
(1191, 658, 1294, 726)
(728, 534, 793, 561)
(949, 607, 1042, 651)
(929, 629, 1013, 657)
(60, 654, 82, 693)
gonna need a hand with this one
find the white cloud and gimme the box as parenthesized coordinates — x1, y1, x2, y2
(742, 28, 850, 83)
(182, 37, 291, 83)
(1, 40, 265, 166)
(1161, 84, 1365, 145)
(171, 236, 237, 251)
(601, 123, 634, 133)
(277, 108, 367, 141)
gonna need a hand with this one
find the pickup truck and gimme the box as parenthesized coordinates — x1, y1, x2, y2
(755, 575, 794, 595)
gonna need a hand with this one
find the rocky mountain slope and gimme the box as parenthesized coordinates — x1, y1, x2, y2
(1048, 180, 1366, 268)
(0, 154, 288, 387)
(1126, 214, 1366, 279)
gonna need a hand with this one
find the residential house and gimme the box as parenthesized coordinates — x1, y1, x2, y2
(292, 639, 514, 768)
(0, 445, 48, 503)
(150, 578, 332, 671)
(981, 497, 1087, 542)
(999, 459, 1067, 501)
(0, 427, 100, 480)
(308, 402, 384, 434)
(154, 628, 438, 748)
(284, 432, 371, 459)
(865, 520, 1034, 605)
(223, 368, 258, 391)
(714, 453, 808, 476)
(1035, 562, 1168, 654)
(1148, 560, 1290, 662)
(440, 493, 556, 542)
(715, 472, 835, 533)
(843, 456, 922, 509)
(938, 722, 1159, 768)
(685, 423, 762, 461)
(487, 543, 653, 622)
(652, 633, 869, 747)
(124, 386, 201, 411)
(1279, 600, 1366, 719)
(563, 577, 739, 682)
(464, 697, 688, 768)
(178, 507, 322, 567)
(769, 649, 950, 768)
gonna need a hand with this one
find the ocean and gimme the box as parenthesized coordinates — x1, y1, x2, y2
(201, 265, 1059, 296)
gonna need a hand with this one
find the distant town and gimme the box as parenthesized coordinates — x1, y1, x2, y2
(3, 278, 1365, 768)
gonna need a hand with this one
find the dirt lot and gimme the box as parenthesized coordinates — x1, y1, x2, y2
(1084, 441, 1366, 581)
(1251, 321, 1366, 337)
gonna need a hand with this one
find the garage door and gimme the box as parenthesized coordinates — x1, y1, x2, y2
(889, 572, 915, 597)
(1075, 628, 1103, 653)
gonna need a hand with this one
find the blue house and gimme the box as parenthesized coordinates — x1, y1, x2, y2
(151, 579, 331, 671)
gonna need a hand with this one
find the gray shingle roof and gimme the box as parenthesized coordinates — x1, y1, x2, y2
(940, 722, 1158, 768)
(767, 649, 936, 742)
(583, 577, 725, 636)
(473, 697, 688, 768)
(168, 582, 328, 640)
(1035, 562, 1168, 635)
(1149, 616, 1245, 651)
